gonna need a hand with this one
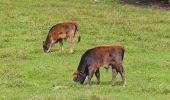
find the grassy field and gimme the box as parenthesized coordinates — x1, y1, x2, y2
(0, 0, 170, 99)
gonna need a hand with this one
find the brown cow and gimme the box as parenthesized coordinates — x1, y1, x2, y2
(73, 45, 126, 87)
(43, 22, 80, 53)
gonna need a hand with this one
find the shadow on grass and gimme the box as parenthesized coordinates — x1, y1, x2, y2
(84, 81, 122, 86)
(53, 81, 123, 89)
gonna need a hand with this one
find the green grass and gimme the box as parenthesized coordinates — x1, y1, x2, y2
(0, 0, 170, 99)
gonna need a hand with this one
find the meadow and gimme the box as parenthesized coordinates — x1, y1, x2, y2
(0, 0, 170, 99)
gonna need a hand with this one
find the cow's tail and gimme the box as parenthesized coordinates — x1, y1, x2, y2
(121, 47, 125, 61)
(74, 23, 81, 43)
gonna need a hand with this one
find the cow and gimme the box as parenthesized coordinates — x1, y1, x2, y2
(43, 22, 80, 53)
(72, 45, 126, 87)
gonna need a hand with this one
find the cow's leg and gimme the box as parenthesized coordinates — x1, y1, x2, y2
(69, 36, 74, 53)
(88, 67, 94, 85)
(95, 68, 100, 85)
(59, 40, 64, 52)
(111, 67, 118, 86)
(68, 30, 75, 53)
(117, 63, 126, 87)
(70, 37, 74, 53)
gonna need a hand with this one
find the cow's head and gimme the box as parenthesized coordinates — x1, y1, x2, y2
(73, 71, 86, 84)
(43, 41, 51, 53)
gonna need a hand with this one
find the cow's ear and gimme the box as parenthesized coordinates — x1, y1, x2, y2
(73, 71, 80, 80)
(73, 71, 79, 76)
(73, 72, 77, 76)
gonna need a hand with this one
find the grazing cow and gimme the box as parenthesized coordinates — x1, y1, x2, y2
(43, 22, 80, 53)
(73, 45, 126, 87)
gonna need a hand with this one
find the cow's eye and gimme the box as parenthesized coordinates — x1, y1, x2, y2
(77, 77, 81, 82)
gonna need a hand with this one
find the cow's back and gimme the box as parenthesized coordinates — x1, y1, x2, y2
(84, 45, 124, 59)
(49, 22, 77, 34)
(48, 22, 77, 39)
(79, 45, 124, 68)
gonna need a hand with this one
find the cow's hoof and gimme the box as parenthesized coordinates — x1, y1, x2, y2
(111, 84, 115, 87)
(122, 81, 126, 87)
(122, 83, 126, 87)
(96, 82, 100, 85)
(69, 50, 74, 53)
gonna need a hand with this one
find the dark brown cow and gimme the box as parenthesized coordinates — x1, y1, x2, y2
(73, 45, 126, 87)
(43, 22, 80, 53)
